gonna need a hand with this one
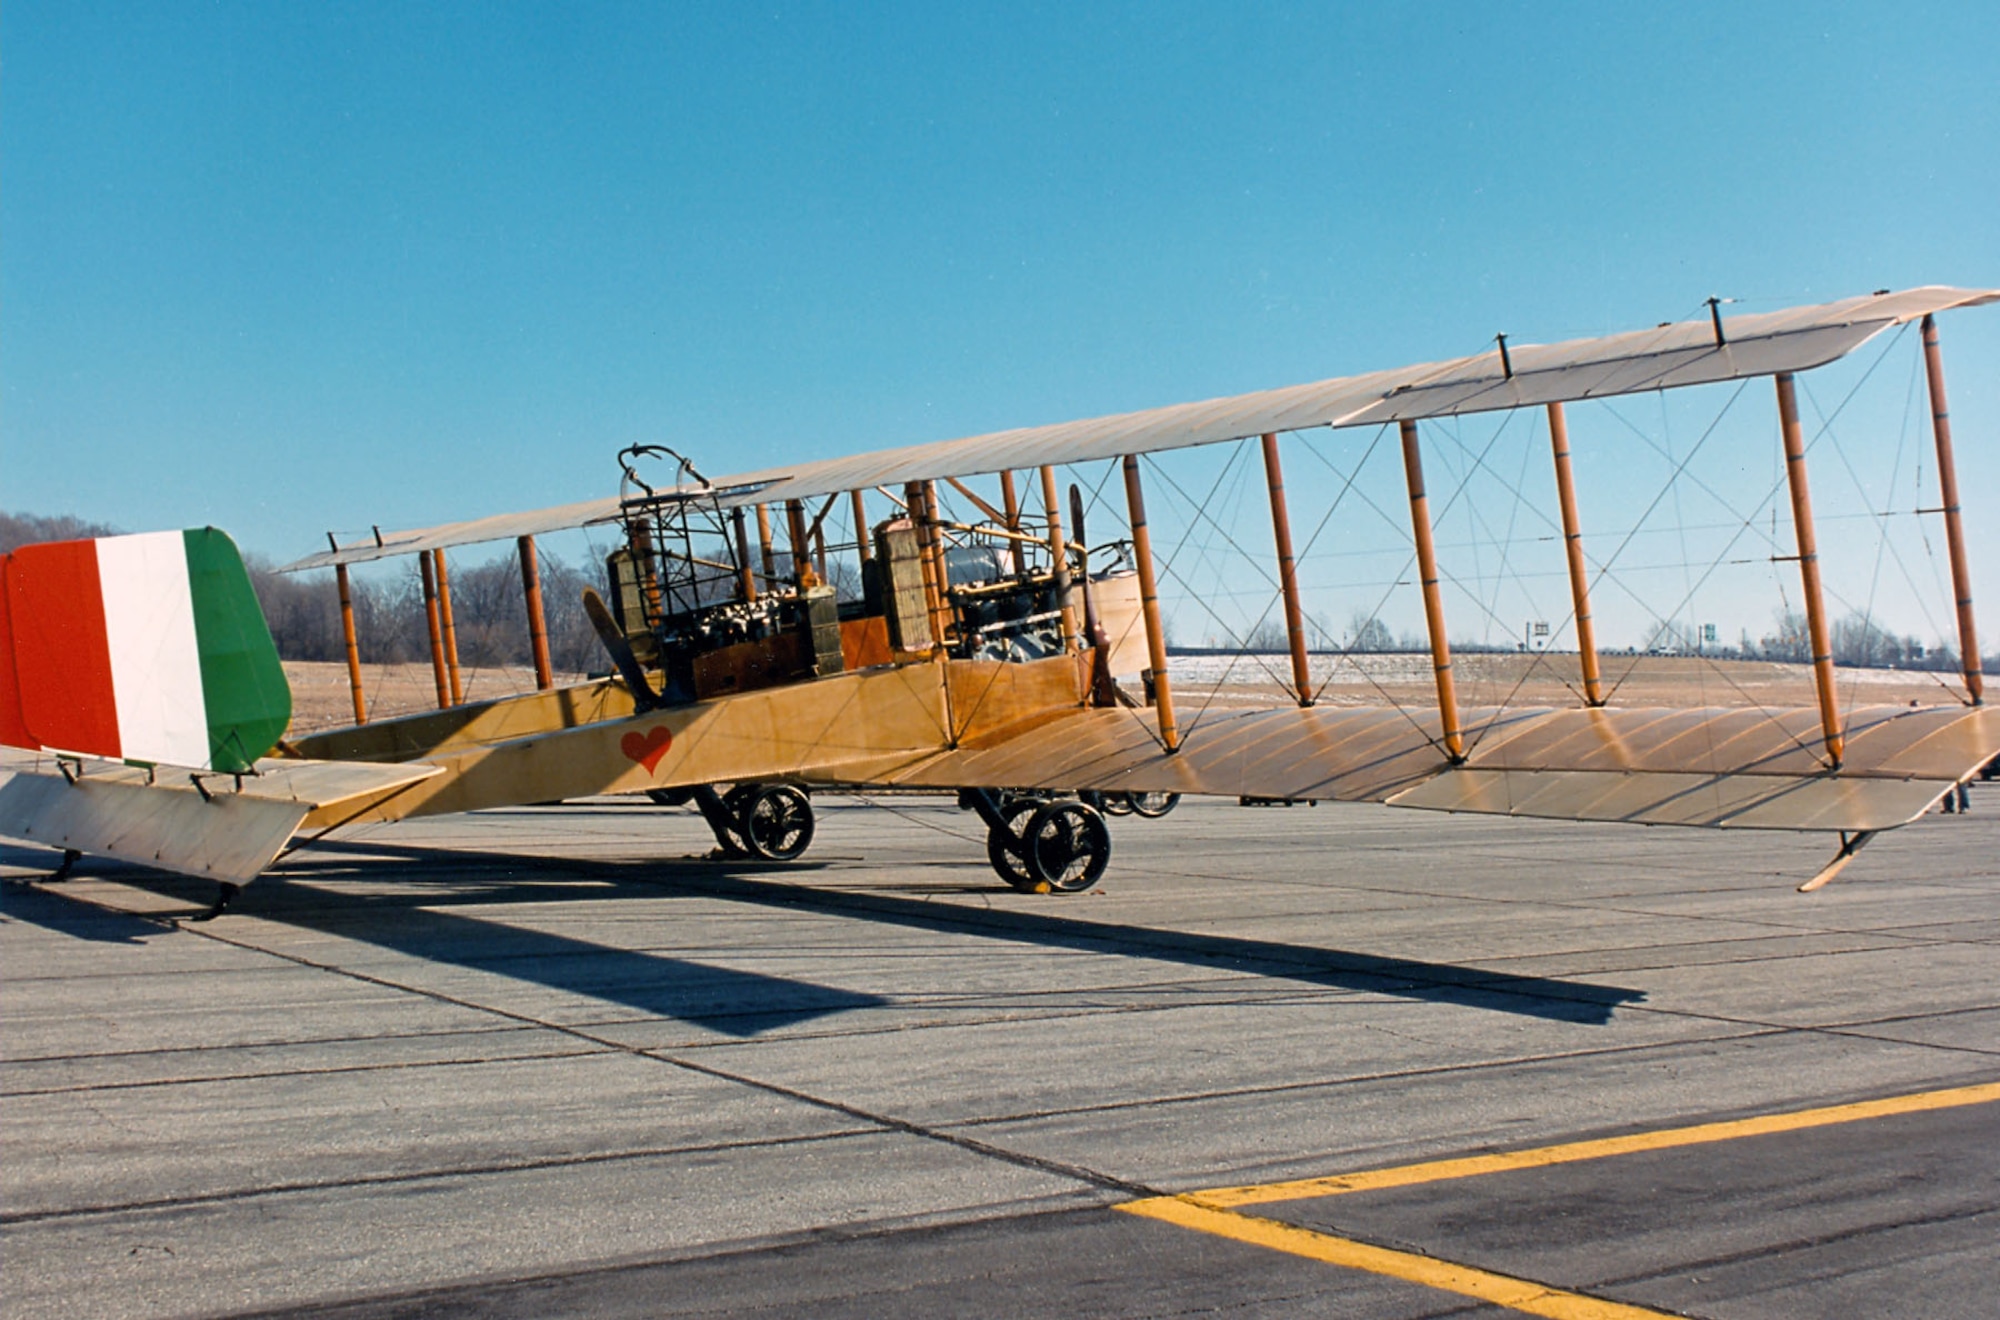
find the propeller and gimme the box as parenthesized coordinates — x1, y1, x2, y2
(582, 588, 666, 712)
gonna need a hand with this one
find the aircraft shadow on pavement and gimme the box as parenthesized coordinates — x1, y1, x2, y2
(274, 838, 1648, 1026)
(4, 837, 1645, 1027)
(2, 866, 165, 946)
(1, 843, 888, 1038)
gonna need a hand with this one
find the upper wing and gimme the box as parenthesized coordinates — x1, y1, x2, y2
(280, 285, 1998, 572)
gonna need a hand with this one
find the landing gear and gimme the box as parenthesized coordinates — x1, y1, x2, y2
(1022, 801, 1111, 892)
(1082, 789, 1180, 819)
(689, 783, 816, 862)
(983, 794, 1046, 892)
(190, 882, 239, 923)
(966, 790, 1111, 894)
(737, 784, 815, 860)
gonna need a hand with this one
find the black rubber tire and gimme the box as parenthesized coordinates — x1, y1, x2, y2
(1096, 790, 1135, 816)
(736, 784, 815, 861)
(1127, 791, 1180, 819)
(986, 796, 1046, 892)
(1024, 801, 1111, 893)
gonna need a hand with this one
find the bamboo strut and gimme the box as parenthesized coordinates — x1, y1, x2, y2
(943, 476, 1008, 526)
(1775, 373, 1844, 767)
(1921, 314, 1983, 704)
(921, 482, 952, 646)
(1400, 421, 1463, 762)
(418, 551, 450, 710)
(1122, 455, 1179, 751)
(1260, 433, 1314, 707)
(755, 504, 777, 584)
(517, 535, 553, 690)
(1546, 402, 1604, 706)
(851, 490, 872, 566)
(785, 500, 816, 588)
(336, 563, 367, 724)
(998, 471, 1023, 574)
(432, 549, 463, 705)
(906, 482, 946, 650)
(804, 492, 841, 545)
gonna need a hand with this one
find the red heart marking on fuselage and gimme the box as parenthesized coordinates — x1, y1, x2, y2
(620, 725, 674, 774)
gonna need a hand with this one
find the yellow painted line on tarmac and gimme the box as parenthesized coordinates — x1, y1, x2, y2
(1187, 1079, 2000, 1209)
(1118, 1081, 2000, 1318)
(1119, 1197, 1675, 1319)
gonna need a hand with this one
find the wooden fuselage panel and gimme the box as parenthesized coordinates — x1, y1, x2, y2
(333, 653, 1089, 823)
(293, 679, 638, 764)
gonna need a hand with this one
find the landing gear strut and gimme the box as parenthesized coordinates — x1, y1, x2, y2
(964, 790, 1112, 893)
(190, 882, 240, 923)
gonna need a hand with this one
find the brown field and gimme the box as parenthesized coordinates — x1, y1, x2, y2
(283, 661, 591, 737)
(283, 652, 1972, 740)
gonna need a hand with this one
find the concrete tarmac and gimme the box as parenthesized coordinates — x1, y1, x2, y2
(4, 794, 1996, 1318)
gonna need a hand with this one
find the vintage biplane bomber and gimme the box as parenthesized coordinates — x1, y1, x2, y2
(3, 286, 1996, 912)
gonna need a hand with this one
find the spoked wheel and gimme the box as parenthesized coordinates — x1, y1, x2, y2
(1093, 790, 1136, 816)
(986, 794, 1047, 892)
(735, 784, 815, 861)
(1024, 801, 1111, 893)
(1127, 791, 1180, 819)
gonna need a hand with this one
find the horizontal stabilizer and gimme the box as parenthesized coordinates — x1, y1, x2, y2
(0, 755, 441, 885)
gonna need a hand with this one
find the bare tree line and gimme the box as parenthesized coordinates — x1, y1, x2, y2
(0, 512, 121, 550)
(1639, 608, 1989, 671)
(247, 553, 608, 674)
(1192, 599, 1991, 671)
(5, 512, 1991, 674)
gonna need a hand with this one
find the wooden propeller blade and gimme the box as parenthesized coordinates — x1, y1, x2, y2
(582, 588, 664, 712)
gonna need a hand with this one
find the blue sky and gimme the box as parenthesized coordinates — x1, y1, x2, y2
(5, 2, 1996, 649)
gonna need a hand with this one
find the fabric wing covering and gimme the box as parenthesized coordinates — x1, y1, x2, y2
(876, 702, 1998, 832)
(283, 285, 1997, 571)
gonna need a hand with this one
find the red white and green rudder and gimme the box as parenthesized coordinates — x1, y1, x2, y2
(1, 528, 291, 773)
